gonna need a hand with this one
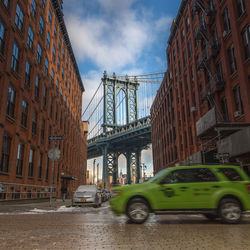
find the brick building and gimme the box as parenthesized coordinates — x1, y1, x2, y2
(151, 0, 250, 175)
(0, 0, 88, 200)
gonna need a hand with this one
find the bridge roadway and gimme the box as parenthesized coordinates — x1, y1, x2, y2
(87, 116, 151, 159)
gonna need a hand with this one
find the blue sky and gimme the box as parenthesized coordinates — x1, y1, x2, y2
(63, 0, 182, 109)
(62, 0, 182, 177)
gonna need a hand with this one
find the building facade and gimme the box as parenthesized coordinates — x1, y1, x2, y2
(151, 0, 250, 175)
(0, 0, 88, 200)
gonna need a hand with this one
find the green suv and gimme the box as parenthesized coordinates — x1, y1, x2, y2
(109, 165, 250, 224)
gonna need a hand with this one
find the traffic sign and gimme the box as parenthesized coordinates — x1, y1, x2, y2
(49, 135, 63, 140)
(48, 148, 61, 161)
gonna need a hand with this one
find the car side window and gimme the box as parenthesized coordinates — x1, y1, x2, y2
(218, 168, 243, 181)
(161, 168, 218, 184)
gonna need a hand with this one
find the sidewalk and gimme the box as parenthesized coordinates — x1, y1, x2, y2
(0, 199, 72, 213)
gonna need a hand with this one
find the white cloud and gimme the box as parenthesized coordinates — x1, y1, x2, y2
(64, 0, 173, 73)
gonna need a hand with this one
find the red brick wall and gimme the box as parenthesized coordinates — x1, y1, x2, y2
(0, 0, 87, 199)
(151, 0, 250, 173)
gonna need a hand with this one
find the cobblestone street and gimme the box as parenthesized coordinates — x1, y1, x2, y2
(1, 200, 250, 250)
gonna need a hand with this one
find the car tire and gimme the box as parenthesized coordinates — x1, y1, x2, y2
(203, 214, 218, 221)
(218, 198, 242, 224)
(126, 198, 150, 224)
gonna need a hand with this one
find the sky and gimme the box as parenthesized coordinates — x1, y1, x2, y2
(62, 0, 182, 178)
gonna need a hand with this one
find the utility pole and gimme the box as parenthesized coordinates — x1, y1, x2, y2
(93, 159, 96, 184)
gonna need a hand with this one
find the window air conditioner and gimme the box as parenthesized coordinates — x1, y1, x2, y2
(234, 111, 241, 118)
(191, 107, 197, 112)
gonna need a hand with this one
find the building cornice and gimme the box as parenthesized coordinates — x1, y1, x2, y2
(51, 0, 85, 92)
(168, 0, 188, 46)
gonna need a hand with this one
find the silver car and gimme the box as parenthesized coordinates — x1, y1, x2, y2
(72, 185, 102, 207)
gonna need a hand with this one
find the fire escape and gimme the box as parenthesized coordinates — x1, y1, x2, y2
(191, 0, 250, 164)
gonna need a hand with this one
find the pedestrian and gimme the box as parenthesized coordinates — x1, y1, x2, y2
(61, 185, 67, 202)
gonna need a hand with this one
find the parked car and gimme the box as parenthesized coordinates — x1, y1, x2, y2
(72, 185, 102, 207)
(110, 165, 250, 224)
(101, 189, 111, 202)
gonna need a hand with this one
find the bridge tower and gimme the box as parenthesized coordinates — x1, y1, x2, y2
(101, 71, 143, 186)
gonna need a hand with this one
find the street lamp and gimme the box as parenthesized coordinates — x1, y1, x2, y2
(141, 163, 147, 182)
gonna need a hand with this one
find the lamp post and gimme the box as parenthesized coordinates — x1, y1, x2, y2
(93, 159, 96, 185)
(96, 163, 99, 185)
(141, 163, 147, 182)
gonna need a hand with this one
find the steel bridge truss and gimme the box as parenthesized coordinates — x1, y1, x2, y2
(103, 71, 139, 132)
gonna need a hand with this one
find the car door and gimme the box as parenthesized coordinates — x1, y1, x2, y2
(153, 168, 220, 210)
(153, 169, 195, 210)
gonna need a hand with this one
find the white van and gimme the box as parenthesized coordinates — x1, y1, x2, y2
(72, 185, 102, 207)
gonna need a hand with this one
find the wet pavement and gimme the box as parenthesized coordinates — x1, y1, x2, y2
(0, 200, 250, 249)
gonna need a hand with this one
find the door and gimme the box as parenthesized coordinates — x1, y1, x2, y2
(154, 168, 219, 210)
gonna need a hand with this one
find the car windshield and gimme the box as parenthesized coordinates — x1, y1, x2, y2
(146, 168, 169, 183)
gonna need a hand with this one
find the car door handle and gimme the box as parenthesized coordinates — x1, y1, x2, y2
(180, 187, 188, 190)
(212, 185, 221, 188)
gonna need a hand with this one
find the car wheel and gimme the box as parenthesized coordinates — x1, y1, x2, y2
(219, 198, 242, 224)
(126, 198, 150, 224)
(203, 214, 218, 221)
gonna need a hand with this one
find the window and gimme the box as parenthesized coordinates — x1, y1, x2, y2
(186, 17, 190, 33)
(21, 100, 28, 127)
(222, 8, 231, 34)
(30, 0, 36, 17)
(38, 153, 43, 179)
(25, 61, 30, 86)
(6, 86, 15, 118)
(11, 42, 19, 72)
(46, 157, 49, 181)
(58, 37, 61, 49)
(16, 142, 24, 176)
(0, 19, 5, 55)
(0, 134, 11, 173)
(221, 97, 229, 121)
(227, 44, 237, 74)
(237, 0, 246, 17)
(35, 75, 39, 99)
(46, 32, 50, 49)
(54, 25, 57, 37)
(233, 85, 244, 114)
(51, 69, 54, 84)
(57, 56, 60, 71)
(52, 45, 56, 61)
(62, 66, 64, 79)
(2, 0, 9, 8)
(32, 109, 37, 136)
(41, 118, 45, 143)
(66, 58, 68, 68)
(48, 10, 52, 25)
(216, 61, 224, 82)
(181, 28, 185, 42)
(43, 85, 47, 107)
(56, 79, 59, 93)
(27, 26, 34, 49)
(161, 168, 218, 184)
(44, 57, 48, 75)
(242, 25, 250, 60)
(28, 149, 34, 177)
(219, 168, 243, 181)
(15, 4, 24, 30)
(41, 0, 46, 8)
(39, 16, 44, 34)
(63, 48, 65, 59)
(37, 43, 42, 63)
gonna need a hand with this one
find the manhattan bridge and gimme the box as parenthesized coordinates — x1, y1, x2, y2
(83, 71, 164, 186)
